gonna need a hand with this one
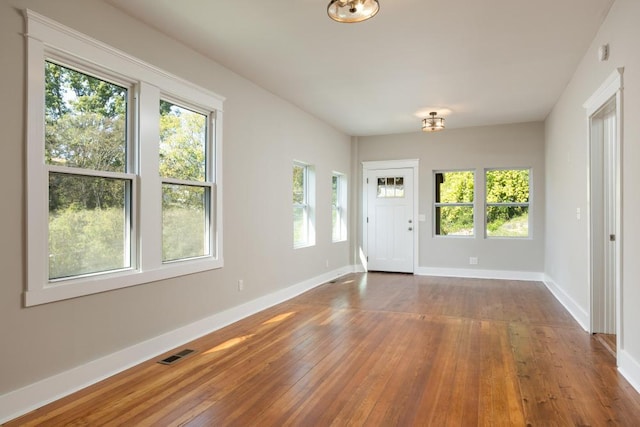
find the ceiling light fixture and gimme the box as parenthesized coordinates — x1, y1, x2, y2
(422, 112, 445, 132)
(327, 0, 379, 23)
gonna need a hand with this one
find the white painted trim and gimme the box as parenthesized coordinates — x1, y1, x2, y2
(24, 9, 225, 108)
(23, 10, 225, 306)
(0, 265, 358, 424)
(618, 349, 640, 394)
(543, 275, 590, 331)
(584, 68, 623, 344)
(583, 68, 623, 117)
(362, 159, 420, 273)
(416, 267, 543, 282)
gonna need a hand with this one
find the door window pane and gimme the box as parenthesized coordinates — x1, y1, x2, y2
(377, 176, 405, 198)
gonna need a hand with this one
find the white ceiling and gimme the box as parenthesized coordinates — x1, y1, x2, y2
(106, 0, 614, 136)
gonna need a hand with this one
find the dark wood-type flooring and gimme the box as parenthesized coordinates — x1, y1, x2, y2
(8, 273, 640, 426)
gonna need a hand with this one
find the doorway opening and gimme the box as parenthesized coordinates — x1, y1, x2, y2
(586, 69, 623, 360)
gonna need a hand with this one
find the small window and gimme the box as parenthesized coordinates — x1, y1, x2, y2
(332, 173, 347, 242)
(293, 162, 315, 248)
(434, 171, 474, 236)
(485, 169, 530, 238)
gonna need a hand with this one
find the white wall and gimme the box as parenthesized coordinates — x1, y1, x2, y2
(357, 122, 545, 275)
(0, 0, 352, 401)
(545, 0, 640, 387)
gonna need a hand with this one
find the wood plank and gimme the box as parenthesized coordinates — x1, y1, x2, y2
(7, 273, 640, 426)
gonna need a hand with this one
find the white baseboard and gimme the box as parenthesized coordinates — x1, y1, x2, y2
(415, 266, 544, 282)
(618, 349, 640, 395)
(0, 265, 358, 424)
(542, 275, 589, 331)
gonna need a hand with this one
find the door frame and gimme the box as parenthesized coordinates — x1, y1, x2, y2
(584, 68, 623, 351)
(362, 159, 419, 273)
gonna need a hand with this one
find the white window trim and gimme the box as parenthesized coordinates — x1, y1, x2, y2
(25, 10, 225, 306)
(484, 167, 532, 239)
(332, 172, 347, 243)
(433, 169, 475, 238)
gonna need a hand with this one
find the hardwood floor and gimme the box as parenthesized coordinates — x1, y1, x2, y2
(595, 333, 617, 358)
(7, 273, 640, 426)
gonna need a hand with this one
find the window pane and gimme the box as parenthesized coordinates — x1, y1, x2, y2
(293, 205, 307, 246)
(436, 171, 474, 203)
(332, 175, 339, 240)
(48, 173, 130, 279)
(395, 177, 404, 197)
(162, 184, 208, 261)
(487, 206, 529, 237)
(377, 178, 386, 197)
(45, 62, 127, 172)
(436, 206, 474, 236)
(159, 100, 207, 181)
(332, 206, 339, 241)
(293, 164, 306, 204)
(486, 169, 529, 203)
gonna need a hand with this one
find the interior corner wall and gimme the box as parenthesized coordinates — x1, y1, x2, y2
(0, 0, 351, 399)
(357, 122, 545, 275)
(544, 0, 640, 384)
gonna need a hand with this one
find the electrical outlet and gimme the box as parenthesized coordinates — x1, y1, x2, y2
(469, 257, 478, 265)
(238, 279, 244, 291)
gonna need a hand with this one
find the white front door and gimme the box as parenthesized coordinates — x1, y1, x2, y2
(366, 168, 415, 273)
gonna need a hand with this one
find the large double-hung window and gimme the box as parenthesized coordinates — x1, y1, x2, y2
(25, 10, 224, 306)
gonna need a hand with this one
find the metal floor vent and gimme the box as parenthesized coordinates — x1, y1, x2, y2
(158, 348, 196, 365)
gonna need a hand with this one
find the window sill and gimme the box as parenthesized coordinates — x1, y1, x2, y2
(25, 257, 223, 307)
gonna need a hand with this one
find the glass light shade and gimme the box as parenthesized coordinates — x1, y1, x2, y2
(422, 113, 445, 132)
(327, 0, 379, 23)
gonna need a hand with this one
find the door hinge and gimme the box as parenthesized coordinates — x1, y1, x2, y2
(367, 256, 369, 262)
(367, 217, 369, 223)
(610, 234, 616, 242)
(366, 178, 369, 184)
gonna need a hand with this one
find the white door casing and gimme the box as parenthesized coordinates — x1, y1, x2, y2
(362, 160, 419, 273)
(584, 68, 623, 346)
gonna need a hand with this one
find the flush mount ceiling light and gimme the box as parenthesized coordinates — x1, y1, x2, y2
(327, 0, 380, 23)
(422, 112, 445, 132)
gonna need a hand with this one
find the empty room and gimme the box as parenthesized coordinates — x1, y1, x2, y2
(2, 0, 640, 424)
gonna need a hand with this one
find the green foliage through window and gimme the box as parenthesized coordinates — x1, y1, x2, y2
(45, 61, 131, 280)
(486, 169, 530, 237)
(435, 171, 474, 236)
(159, 100, 207, 182)
(293, 163, 309, 247)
